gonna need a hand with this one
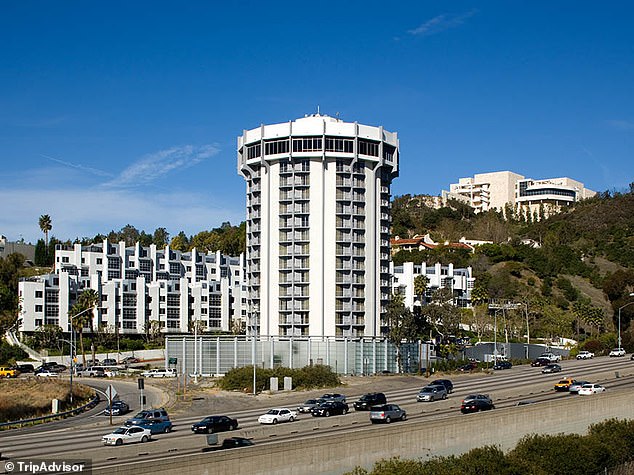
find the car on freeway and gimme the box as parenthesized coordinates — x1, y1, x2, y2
(297, 398, 324, 413)
(568, 380, 591, 394)
(141, 368, 177, 378)
(103, 400, 130, 416)
(79, 366, 107, 377)
(13, 364, 35, 373)
(39, 362, 67, 373)
(416, 385, 448, 402)
(320, 393, 346, 403)
(430, 379, 454, 393)
(258, 408, 297, 424)
(609, 348, 626, 357)
(353, 393, 387, 411)
(578, 384, 606, 395)
(35, 369, 59, 377)
(460, 395, 495, 414)
(369, 404, 406, 424)
(209, 437, 255, 451)
(542, 364, 562, 374)
(458, 362, 478, 372)
(101, 358, 118, 366)
(554, 378, 577, 392)
(530, 358, 551, 367)
(86, 359, 100, 366)
(515, 400, 536, 406)
(631, 353, 634, 361)
(102, 426, 152, 446)
(125, 408, 170, 427)
(493, 361, 513, 370)
(136, 418, 173, 434)
(120, 356, 141, 365)
(0, 367, 18, 378)
(311, 401, 349, 417)
(576, 351, 594, 360)
(191, 415, 239, 434)
(539, 352, 562, 362)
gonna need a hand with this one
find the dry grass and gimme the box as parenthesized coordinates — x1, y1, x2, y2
(0, 378, 93, 422)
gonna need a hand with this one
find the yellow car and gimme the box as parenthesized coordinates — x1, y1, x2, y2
(554, 378, 577, 392)
(0, 367, 18, 378)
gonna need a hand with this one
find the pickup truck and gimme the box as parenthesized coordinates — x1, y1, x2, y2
(538, 353, 561, 362)
(141, 368, 177, 378)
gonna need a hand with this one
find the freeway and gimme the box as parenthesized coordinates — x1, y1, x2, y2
(1, 356, 633, 472)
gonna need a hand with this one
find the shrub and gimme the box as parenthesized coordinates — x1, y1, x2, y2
(0, 342, 28, 365)
(218, 364, 341, 392)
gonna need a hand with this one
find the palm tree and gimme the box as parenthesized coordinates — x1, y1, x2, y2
(38, 215, 52, 263)
(70, 289, 99, 365)
(414, 275, 429, 306)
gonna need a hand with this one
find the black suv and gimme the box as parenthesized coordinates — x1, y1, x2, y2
(430, 379, 454, 394)
(125, 408, 170, 426)
(353, 392, 387, 411)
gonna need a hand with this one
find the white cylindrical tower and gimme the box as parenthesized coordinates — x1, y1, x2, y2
(238, 114, 399, 338)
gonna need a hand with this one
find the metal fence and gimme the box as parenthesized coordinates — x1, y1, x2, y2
(165, 336, 435, 376)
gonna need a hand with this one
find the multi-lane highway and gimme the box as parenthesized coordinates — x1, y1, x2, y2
(2, 356, 633, 472)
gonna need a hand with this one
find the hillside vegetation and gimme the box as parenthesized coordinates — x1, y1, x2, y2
(391, 190, 634, 352)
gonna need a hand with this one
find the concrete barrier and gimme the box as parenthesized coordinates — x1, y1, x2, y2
(94, 390, 634, 475)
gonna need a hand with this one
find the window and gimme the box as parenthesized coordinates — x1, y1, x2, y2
(292, 137, 322, 152)
(383, 144, 396, 161)
(358, 139, 379, 157)
(62, 256, 69, 263)
(97, 258, 102, 265)
(265, 139, 289, 155)
(35, 291, 43, 298)
(325, 137, 354, 153)
(35, 305, 43, 312)
(246, 143, 261, 159)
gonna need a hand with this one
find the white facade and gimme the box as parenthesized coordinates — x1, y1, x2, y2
(391, 261, 475, 310)
(238, 114, 399, 338)
(444, 171, 595, 217)
(18, 240, 246, 335)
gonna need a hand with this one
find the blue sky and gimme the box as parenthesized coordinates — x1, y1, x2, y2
(1, 1, 633, 244)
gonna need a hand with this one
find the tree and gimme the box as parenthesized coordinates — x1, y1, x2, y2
(413, 275, 429, 305)
(152, 227, 170, 248)
(385, 292, 417, 373)
(170, 231, 190, 251)
(0, 253, 24, 334)
(34, 239, 47, 266)
(70, 289, 99, 365)
(38, 214, 52, 263)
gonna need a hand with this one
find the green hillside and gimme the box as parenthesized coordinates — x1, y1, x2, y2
(391, 190, 634, 352)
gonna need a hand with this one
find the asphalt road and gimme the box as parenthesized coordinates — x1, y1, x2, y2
(1, 356, 633, 472)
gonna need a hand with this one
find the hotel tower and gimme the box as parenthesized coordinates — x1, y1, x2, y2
(238, 114, 399, 338)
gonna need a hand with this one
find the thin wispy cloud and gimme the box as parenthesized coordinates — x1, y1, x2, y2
(41, 154, 113, 178)
(408, 10, 477, 37)
(105, 144, 220, 188)
(606, 119, 634, 131)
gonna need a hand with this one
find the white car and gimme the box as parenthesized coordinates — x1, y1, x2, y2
(102, 426, 152, 446)
(141, 368, 177, 378)
(35, 370, 59, 377)
(609, 348, 626, 357)
(576, 351, 594, 360)
(258, 408, 297, 425)
(578, 384, 606, 396)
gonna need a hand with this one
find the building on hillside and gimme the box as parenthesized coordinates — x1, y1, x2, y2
(17, 240, 246, 335)
(238, 113, 399, 338)
(391, 261, 475, 310)
(0, 235, 35, 262)
(390, 234, 475, 256)
(443, 171, 595, 217)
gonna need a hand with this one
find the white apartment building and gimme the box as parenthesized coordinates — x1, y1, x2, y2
(391, 261, 475, 310)
(238, 114, 399, 338)
(444, 171, 595, 217)
(18, 240, 247, 335)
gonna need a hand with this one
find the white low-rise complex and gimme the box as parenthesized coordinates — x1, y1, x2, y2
(444, 171, 595, 217)
(18, 240, 247, 335)
(391, 261, 475, 310)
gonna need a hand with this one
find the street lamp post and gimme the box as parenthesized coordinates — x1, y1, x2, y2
(68, 306, 95, 404)
(617, 293, 634, 349)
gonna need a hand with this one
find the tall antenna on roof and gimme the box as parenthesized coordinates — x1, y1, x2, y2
(317, 105, 320, 115)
